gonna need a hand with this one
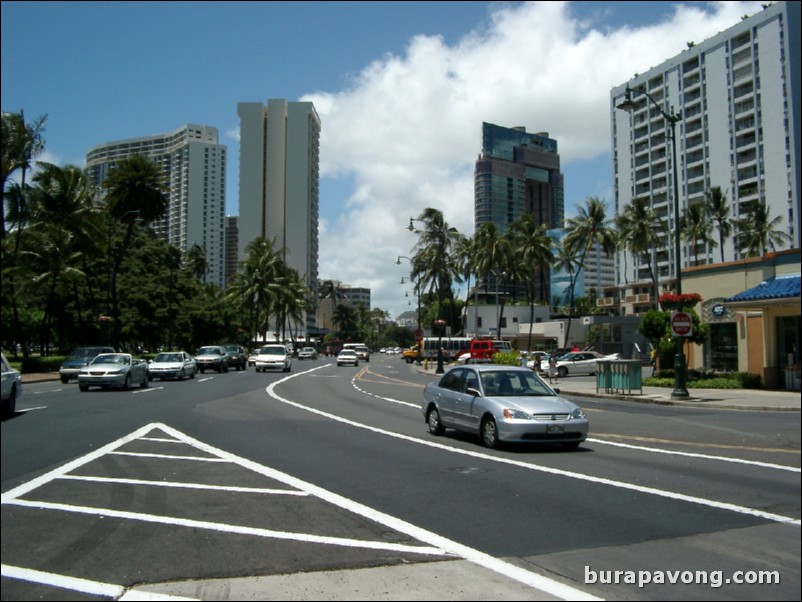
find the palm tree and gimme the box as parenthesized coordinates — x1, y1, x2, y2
(472, 221, 513, 335)
(28, 163, 103, 344)
(1, 110, 47, 239)
(185, 244, 208, 281)
(452, 233, 476, 334)
(101, 154, 168, 347)
(705, 186, 731, 263)
(736, 202, 792, 257)
(508, 215, 553, 350)
(226, 236, 287, 342)
(410, 208, 461, 331)
(561, 197, 616, 347)
(680, 201, 716, 266)
(619, 196, 666, 304)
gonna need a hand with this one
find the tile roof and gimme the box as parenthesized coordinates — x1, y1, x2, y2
(726, 274, 801, 302)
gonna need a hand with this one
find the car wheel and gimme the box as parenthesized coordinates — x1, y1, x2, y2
(124, 374, 132, 390)
(79, 384, 88, 392)
(558, 366, 568, 378)
(3, 385, 17, 416)
(140, 374, 149, 388)
(481, 416, 499, 449)
(427, 406, 444, 436)
(60, 376, 69, 384)
(179, 369, 185, 380)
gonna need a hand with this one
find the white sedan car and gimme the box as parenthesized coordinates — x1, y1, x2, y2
(336, 349, 359, 366)
(554, 351, 619, 377)
(255, 345, 292, 372)
(148, 351, 197, 380)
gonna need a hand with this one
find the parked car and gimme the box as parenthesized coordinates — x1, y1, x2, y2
(1, 353, 22, 416)
(336, 349, 359, 367)
(78, 353, 149, 391)
(525, 351, 550, 373)
(421, 364, 588, 449)
(59, 346, 115, 383)
(254, 344, 292, 372)
(222, 344, 248, 371)
(148, 351, 197, 380)
(554, 351, 619, 377)
(298, 347, 318, 360)
(195, 346, 229, 373)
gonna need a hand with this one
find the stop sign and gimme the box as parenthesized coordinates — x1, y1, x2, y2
(671, 311, 693, 337)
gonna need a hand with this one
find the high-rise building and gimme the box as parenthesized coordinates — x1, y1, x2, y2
(611, 1, 800, 306)
(86, 124, 227, 287)
(237, 99, 321, 336)
(474, 122, 565, 301)
(224, 216, 239, 285)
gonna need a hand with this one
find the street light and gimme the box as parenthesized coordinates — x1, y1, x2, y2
(398, 256, 423, 365)
(407, 217, 424, 233)
(617, 85, 689, 399)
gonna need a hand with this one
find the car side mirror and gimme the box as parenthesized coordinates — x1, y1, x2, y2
(466, 387, 482, 397)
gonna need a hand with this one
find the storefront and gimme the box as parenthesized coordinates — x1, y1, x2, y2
(682, 249, 800, 390)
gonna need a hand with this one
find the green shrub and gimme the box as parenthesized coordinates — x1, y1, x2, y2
(644, 370, 762, 389)
(21, 356, 64, 373)
(492, 351, 524, 366)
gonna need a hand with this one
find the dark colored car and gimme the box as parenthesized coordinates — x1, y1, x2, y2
(195, 346, 229, 373)
(222, 344, 248, 371)
(59, 346, 115, 383)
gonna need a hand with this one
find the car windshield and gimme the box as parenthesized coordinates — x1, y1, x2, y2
(155, 353, 182, 362)
(92, 354, 129, 365)
(479, 370, 553, 397)
(198, 348, 220, 355)
(260, 347, 285, 355)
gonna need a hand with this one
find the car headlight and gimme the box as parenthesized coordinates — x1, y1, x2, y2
(502, 408, 531, 420)
(571, 407, 586, 419)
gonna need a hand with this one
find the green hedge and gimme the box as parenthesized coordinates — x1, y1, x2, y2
(646, 370, 762, 389)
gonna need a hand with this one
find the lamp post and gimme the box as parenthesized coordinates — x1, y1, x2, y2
(398, 256, 423, 364)
(617, 86, 689, 398)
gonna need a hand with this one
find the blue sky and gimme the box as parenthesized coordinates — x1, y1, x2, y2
(2, 1, 765, 318)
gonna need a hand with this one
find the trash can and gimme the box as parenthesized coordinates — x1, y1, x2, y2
(596, 360, 613, 393)
(610, 360, 642, 395)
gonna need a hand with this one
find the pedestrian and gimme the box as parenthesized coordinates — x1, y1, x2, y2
(548, 353, 558, 384)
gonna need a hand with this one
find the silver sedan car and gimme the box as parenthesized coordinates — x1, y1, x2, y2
(422, 365, 588, 449)
(78, 353, 149, 391)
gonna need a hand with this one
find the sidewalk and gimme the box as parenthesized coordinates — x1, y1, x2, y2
(412, 362, 801, 412)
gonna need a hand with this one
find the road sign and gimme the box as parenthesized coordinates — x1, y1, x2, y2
(671, 311, 693, 337)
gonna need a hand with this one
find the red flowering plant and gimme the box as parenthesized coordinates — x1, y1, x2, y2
(658, 292, 702, 310)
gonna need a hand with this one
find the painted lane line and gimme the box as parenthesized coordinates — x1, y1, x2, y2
(1, 563, 196, 601)
(109, 451, 230, 462)
(4, 498, 451, 557)
(588, 438, 801, 473)
(57, 475, 310, 496)
(269, 366, 800, 527)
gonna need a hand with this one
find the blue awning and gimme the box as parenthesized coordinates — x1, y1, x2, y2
(726, 274, 801, 303)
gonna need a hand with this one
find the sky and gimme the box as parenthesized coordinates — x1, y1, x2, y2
(2, 1, 767, 321)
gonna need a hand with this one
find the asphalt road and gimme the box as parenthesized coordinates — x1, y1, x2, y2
(2, 355, 799, 601)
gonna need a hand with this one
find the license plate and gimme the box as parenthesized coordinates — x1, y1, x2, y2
(547, 425, 564, 434)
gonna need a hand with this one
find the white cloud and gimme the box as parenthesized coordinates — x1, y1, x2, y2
(302, 0, 765, 320)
